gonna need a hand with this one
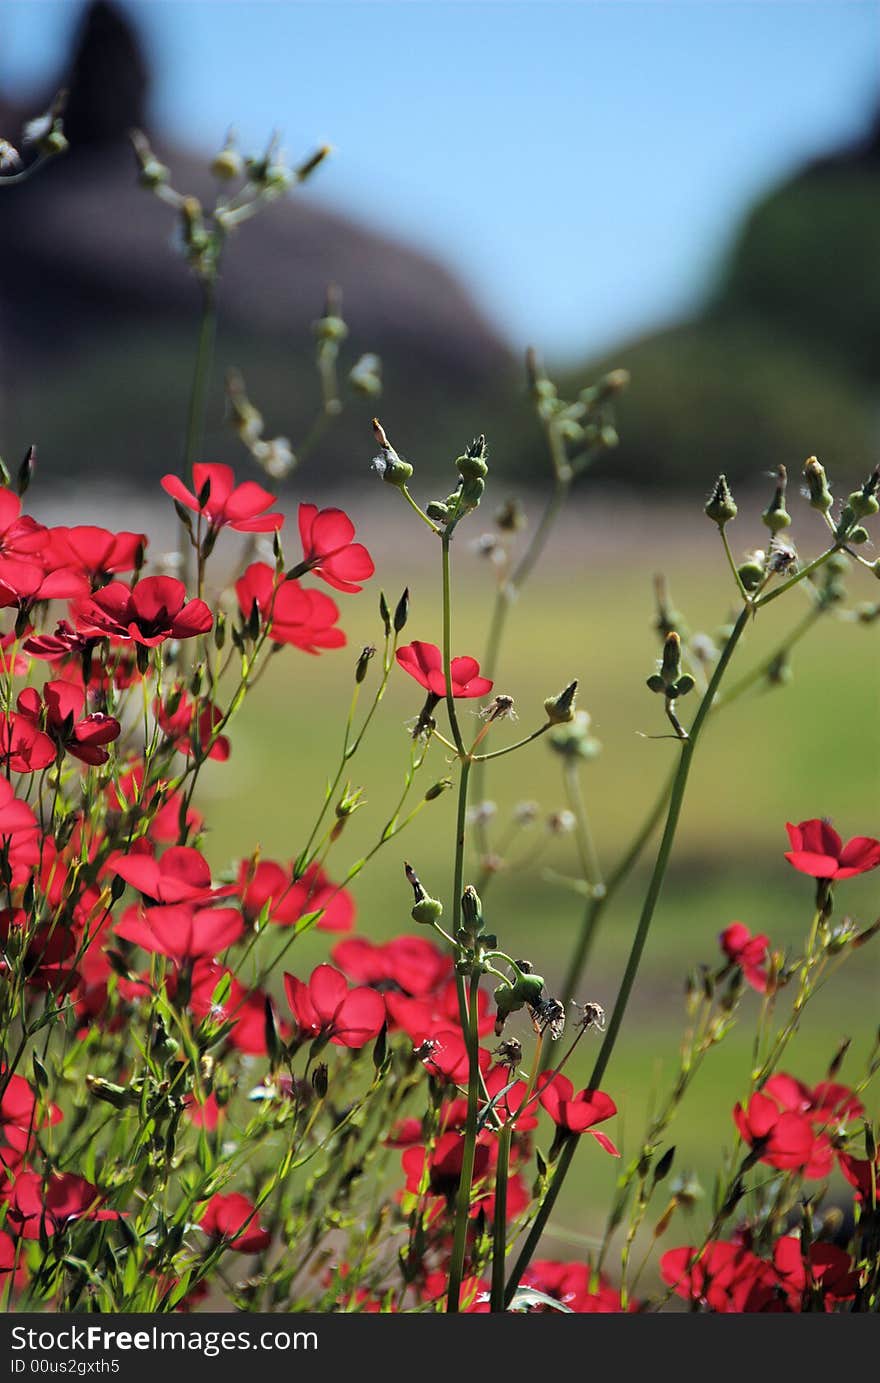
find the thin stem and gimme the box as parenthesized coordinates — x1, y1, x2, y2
(720, 527, 750, 604)
(441, 532, 466, 756)
(755, 545, 839, 608)
(474, 723, 551, 762)
(505, 602, 751, 1304)
(446, 968, 482, 1313)
(490, 1122, 513, 1312)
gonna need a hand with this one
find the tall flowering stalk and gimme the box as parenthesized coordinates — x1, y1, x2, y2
(0, 110, 877, 1317)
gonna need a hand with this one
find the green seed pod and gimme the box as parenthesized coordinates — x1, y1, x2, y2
(543, 679, 578, 724)
(511, 970, 545, 1006)
(737, 559, 765, 592)
(847, 489, 879, 520)
(456, 435, 489, 481)
(493, 982, 522, 1017)
(705, 475, 737, 528)
(762, 465, 791, 534)
(849, 525, 869, 545)
(411, 897, 443, 926)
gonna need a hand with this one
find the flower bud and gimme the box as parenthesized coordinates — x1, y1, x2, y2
(425, 500, 450, 523)
(847, 468, 880, 520)
(344, 648, 369, 690)
(660, 631, 683, 684)
(312, 1063, 329, 1099)
(511, 968, 545, 1006)
(803, 456, 833, 513)
(17, 445, 35, 498)
(543, 680, 578, 724)
(424, 778, 453, 801)
(550, 710, 601, 760)
(849, 525, 869, 544)
(461, 885, 484, 935)
(211, 147, 244, 181)
(762, 465, 791, 534)
(393, 588, 409, 633)
(705, 475, 737, 528)
(378, 590, 391, 636)
(371, 418, 413, 487)
(493, 982, 523, 1018)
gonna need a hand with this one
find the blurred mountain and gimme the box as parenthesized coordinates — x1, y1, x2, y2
(0, 1, 520, 493)
(552, 106, 880, 492)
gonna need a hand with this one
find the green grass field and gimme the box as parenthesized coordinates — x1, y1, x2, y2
(196, 500, 879, 1252)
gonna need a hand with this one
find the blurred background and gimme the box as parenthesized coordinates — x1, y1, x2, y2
(2, 1, 879, 1261)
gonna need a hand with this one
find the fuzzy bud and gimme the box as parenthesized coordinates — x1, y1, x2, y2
(705, 475, 737, 528)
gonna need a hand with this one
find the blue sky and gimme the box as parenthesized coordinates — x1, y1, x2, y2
(3, 2, 878, 361)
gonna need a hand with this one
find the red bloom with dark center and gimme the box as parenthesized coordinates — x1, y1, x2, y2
(772, 1237, 859, 1309)
(784, 818, 880, 881)
(0, 714, 56, 773)
(733, 1090, 833, 1177)
(44, 526, 145, 582)
(401, 1131, 492, 1200)
(198, 1192, 271, 1252)
(331, 934, 451, 997)
(297, 504, 374, 593)
(156, 688, 230, 762)
(720, 922, 771, 993)
(23, 619, 92, 663)
(283, 964, 385, 1048)
(5, 1171, 119, 1239)
(114, 903, 244, 964)
(17, 681, 120, 766)
(386, 980, 494, 1043)
(74, 576, 212, 647)
(237, 859, 354, 932)
(396, 641, 493, 699)
(162, 464, 283, 533)
(113, 846, 230, 904)
(236, 563, 345, 654)
(0, 1072, 62, 1152)
(539, 1074, 619, 1153)
(0, 910, 80, 993)
(187, 961, 286, 1057)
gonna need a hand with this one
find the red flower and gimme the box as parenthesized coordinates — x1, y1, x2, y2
(762, 1072, 864, 1126)
(0, 1072, 62, 1152)
(418, 1029, 492, 1085)
(113, 846, 230, 904)
(331, 934, 451, 997)
(297, 504, 374, 593)
(0, 781, 39, 840)
(45, 526, 145, 581)
(198, 1192, 271, 1252)
(283, 964, 385, 1048)
(236, 563, 345, 654)
(660, 1241, 775, 1313)
(839, 1151, 878, 1204)
(238, 859, 354, 932)
(0, 714, 56, 773)
(16, 681, 120, 766)
(156, 687, 230, 762)
(522, 1261, 635, 1313)
(401, 1131, 492, 1200)
(5, 1172, 119, 1239)
(162, 464, 283, 533)
(772, 1237, 858, 1308)
(733, 1090, 833, 1178)
(396, 641, 493, 699)
(115, 903, 244, 964)
(539, 1074, 619, 1152)
(784, 818, 880, 881)
(74, 576, 212, 647)
(720, 922, 771, 993)
(0, 558, 89, 611)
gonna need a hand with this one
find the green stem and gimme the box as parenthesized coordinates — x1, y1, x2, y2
(505, 602, 751, 1304)
(184, 279, 218, 489)
(755, 545, 839, 608)
(441, 531, 465, 755)
(490, 1122, 513, 1312)
(558, 762, 674, 1013)
(446, 968, 482, 1312)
